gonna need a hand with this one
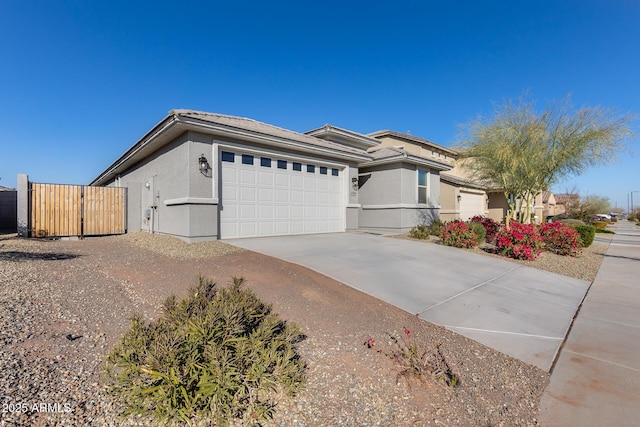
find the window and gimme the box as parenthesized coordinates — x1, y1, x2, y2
(331, 168, 339, 176)
(260, 157, 271, 167)
(293, 162, 302, 171)
(418, 169, 428, 204)
(277, 160, 287, 169)
(242, 154, 254, 165)
(319, 166, 327, 175)
(221, 151, 234, 162)
(307, 164, 315, 173)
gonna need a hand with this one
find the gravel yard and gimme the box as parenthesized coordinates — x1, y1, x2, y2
(0, 231, 576, 426)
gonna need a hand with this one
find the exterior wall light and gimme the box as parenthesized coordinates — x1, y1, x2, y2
(198, 154, 210, 175)
(457, 194, 462, 203)
(351, 176, 358, 191)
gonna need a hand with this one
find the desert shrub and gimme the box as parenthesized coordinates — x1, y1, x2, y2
(104, 276, 306, 426)
(470, 215, 499, 243)
(467, 221, 487, 244)
(610, 217, 617, 223)
(593, 221, 608, 229)
(365, 328, 458, 388)
(427, 219, 445, 236)
(409, 224, 430, 239)
(440, 221, 478, 249)
(559, 218, 586, 226)
(495, 222, 543, 260)
(539, 222, 583, 256)
(628, 213, 637, 221)
(573, 225, 596, 248)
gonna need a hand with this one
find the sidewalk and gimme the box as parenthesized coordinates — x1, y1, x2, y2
(539, 220, 640, 426)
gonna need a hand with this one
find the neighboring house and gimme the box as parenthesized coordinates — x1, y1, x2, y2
(91, 110, 455, 242)
(365, 131, 508, 222)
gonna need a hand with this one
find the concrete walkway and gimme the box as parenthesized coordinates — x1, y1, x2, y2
(227, 232, 590, 371)
(539, 220, 640, 426)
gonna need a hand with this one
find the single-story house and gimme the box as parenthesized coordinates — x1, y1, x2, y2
(91, 110, 461, 242)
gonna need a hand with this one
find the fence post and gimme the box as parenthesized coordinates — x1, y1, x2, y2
(17, 174, 29, 237)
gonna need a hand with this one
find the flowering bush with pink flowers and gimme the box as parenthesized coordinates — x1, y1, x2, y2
(470, 215, 500, 243)
(495, 222, 543, 260)
(440, 221, 478, 249)
(539, 222, 583, 256)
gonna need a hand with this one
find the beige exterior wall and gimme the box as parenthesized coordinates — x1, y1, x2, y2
(374, 136, 455, 167)
(488, 192, 508, 222)
(439, 181, 459, 222)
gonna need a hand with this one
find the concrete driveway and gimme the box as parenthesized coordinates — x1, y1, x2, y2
(227, 232, 590, 371)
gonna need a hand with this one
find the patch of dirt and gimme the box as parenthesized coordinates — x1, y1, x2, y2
(0, 232, 549, 426)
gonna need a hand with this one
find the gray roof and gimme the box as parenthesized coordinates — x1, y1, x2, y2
(305, 124, 381, 148)
(92, 110, 371, 185)
(174, 110, 369, 157)
(0, 185, 15, 191)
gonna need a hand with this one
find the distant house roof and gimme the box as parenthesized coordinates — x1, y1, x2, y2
(440, 172, 488, 190)
(0, 185, 15, 191)
(361, 146, 453, 171)
(368, 130, 459, 157)
(554, 193, 579, 205)
(541, 190, 555, 204)
(91, 110, 371, 186)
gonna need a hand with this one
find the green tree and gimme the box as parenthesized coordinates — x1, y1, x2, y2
(571, 194, 611, 222)
(456, 96, 635, 228)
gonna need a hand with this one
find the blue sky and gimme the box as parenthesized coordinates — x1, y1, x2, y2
(1, 1, 638, 211)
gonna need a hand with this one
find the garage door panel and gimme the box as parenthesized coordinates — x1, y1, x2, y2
(259, 172, 273, 185)
(220, 149, 343, 238)
(291, 175, 303, 188)
(240, 205, 256, 219)
(275, 206, 289, 219)
(240, 222, 256, 237)
(291, 190, 304, 203)
(275, 174, 289, 187)
(240, 170, 256, 184)
(275, 189, 289, 203)
(259, 205, 274, 219)
(258, 188, 273, 202)
(239, 187, 257, 202)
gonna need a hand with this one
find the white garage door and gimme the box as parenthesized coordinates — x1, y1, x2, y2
(219, 149, 343, 238)
(459, 192, 485, 221)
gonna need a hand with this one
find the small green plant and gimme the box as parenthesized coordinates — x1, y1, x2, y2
(104, 276, 306, 426)
(427, 219, 445, 236)
(593, 221, 608, 230)
(573, 225, 596, 248)
(409, 224, 430, 239)
(365, 328, 458, 389)
(595, 228, 615, 234)
(467, 221, 487, 244)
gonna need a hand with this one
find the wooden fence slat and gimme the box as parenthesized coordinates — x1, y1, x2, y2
(29, 183, 125, 237)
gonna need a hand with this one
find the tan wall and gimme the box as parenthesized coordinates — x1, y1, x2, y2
(439, 181, 459, 222)
(488, 192, 508, 222)
(374, 136, 455, 166)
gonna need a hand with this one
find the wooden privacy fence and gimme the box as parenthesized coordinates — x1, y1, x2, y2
(30, 183, 126, 237)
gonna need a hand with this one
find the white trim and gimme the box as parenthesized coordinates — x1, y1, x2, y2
(212, 142, 219, 202)
(165, 197, 218, 206)
(362, 203, 440, 209)
(346, 203, 361, 208)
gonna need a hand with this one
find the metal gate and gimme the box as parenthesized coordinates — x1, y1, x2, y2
(30, 183, 126, 237)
